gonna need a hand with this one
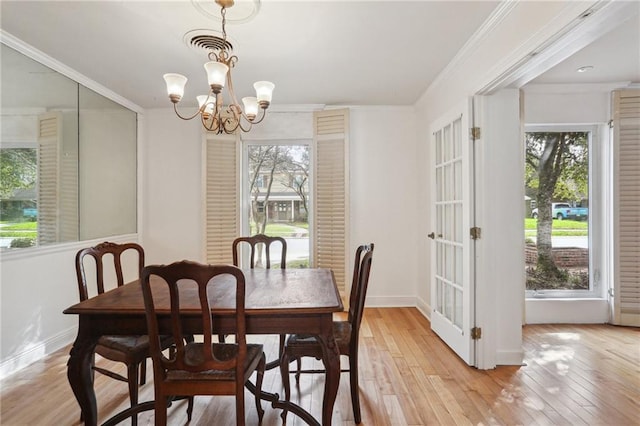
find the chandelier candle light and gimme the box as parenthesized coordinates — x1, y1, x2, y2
(163, 0, 274, 134)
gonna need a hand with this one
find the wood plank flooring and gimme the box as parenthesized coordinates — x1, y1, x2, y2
(1, 307, 638, 425)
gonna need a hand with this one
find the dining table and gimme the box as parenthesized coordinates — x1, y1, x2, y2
(63, 267, 344, 426)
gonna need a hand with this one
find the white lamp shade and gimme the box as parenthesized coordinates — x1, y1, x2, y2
(163, 73, 187, 97)
(242, 97, 259, 117)
(197, 95, 214, 114)
(254, 81, 275, 103)
(204, 61, 229, 87)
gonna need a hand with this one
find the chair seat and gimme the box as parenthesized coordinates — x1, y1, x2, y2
(167, 343, 264, 381)
(98, 334, 174, 353)
(98, 335, 150, 352)
(286, 321, 351, 355)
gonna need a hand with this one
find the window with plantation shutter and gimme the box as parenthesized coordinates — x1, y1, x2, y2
(313, 109, 349, 292)
(37, 112, 62, 245)
(205, 133, 240, 264)
(612, 89, 640, 326)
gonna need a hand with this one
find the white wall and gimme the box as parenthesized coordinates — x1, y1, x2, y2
(0, 235, 138, 379)
(141, 108, 203, 265)
(349, 107, 419, 306)
(0, 247, 79, 378)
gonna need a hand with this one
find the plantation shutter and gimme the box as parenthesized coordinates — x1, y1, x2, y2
(612, 89, 640, 326)
(59, 126, 78, 242)
(37, 112, 62, 245)
(313, 109, 349, 292)
(204, 133, 239, 264)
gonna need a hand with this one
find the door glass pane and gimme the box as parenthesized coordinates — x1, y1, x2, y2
(524, 131, 590, 292)
(444, 283, 452, 319)
(436, 167, 443, 201)
(453, 117, 462, 158)
(435, 130, 442, 164)
(454, 161, 462, 200)
(443, 125, 451, 162)
(436, 241, 443, 276)
(446, 244, 453, 282)
(455, 246, 463, 284)
(454, 288, 463, 328)
(454, 203, 462, 243)
(436, 278, 443, 312)
(245, 144, 310, 268)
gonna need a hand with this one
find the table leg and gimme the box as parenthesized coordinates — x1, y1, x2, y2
(316, 326, 340, 425)
(67, 319, 99, 426)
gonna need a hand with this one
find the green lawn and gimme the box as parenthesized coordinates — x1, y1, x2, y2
(524, 218, 588, 237)
(250, 222, 309, 237)
(0, 221, 38, 238)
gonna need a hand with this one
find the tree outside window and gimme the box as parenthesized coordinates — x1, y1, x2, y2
(0, 147, 38, 248)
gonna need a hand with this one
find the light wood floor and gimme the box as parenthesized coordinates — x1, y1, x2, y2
(1, 307, 639, 425)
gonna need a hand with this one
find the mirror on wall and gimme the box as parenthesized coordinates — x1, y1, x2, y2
(0, 44, 137, 250)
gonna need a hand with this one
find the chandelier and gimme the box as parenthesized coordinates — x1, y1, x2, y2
(163, 0, 274, 134)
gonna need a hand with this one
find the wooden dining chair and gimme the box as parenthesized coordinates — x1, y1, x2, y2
(279, 243, 374, 424)
(232, 233, 287, 269)
(231, 234, 287, 370)
(75, 241, 173, 426)
(141, 261, 266, 426)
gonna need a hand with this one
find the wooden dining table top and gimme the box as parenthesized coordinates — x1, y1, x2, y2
(64, 267, 344, 316)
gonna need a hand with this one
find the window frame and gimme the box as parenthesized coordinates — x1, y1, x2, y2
(240, 138, 313, 265)
(524, 124, 607, 300)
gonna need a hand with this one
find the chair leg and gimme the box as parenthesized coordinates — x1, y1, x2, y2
(278, 334, 286, 362)
(139, 359, 146, 385)
(187, 396, 195, 421)
(236, 385, 246, 426)
(280, 353, 292, 424)
(295, 357, 302, 384)
(127, 362, 139, 426)
(349, 354, 362, 424)
(254, 353, 266, 424)
(154, 394, 167, 426)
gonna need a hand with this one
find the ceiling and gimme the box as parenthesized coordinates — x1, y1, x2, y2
(1, 1, 638, 111)
(527, 9, 640, 86)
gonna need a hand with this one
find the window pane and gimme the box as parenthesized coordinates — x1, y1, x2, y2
(0, 148, 38, 248)
(245, 144, 310, 268)
(524, 131, 590, 292)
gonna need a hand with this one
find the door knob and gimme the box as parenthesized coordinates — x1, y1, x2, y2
(428, 232, 435, 239)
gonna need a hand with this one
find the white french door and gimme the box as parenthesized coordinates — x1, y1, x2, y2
(429, 99, 475, 365)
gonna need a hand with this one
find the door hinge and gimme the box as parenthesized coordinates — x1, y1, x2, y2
(470, 127, 481, 140)
(470, 227, 481, 240)
(471, 327, 482, 340)
(608, 119, 614, 129)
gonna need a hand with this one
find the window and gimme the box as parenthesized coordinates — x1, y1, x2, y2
(0, 146, 37, 248)
(524, 126, 602, 298)
(243, 143, 310, 268)
(204, 109, 350, 290)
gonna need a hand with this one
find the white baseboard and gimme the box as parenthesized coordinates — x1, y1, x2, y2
(0, 325, 77, 380)
(496, 349, 525, 366)
(415, 297, 431, 321)
(365, 296, 417, 308)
